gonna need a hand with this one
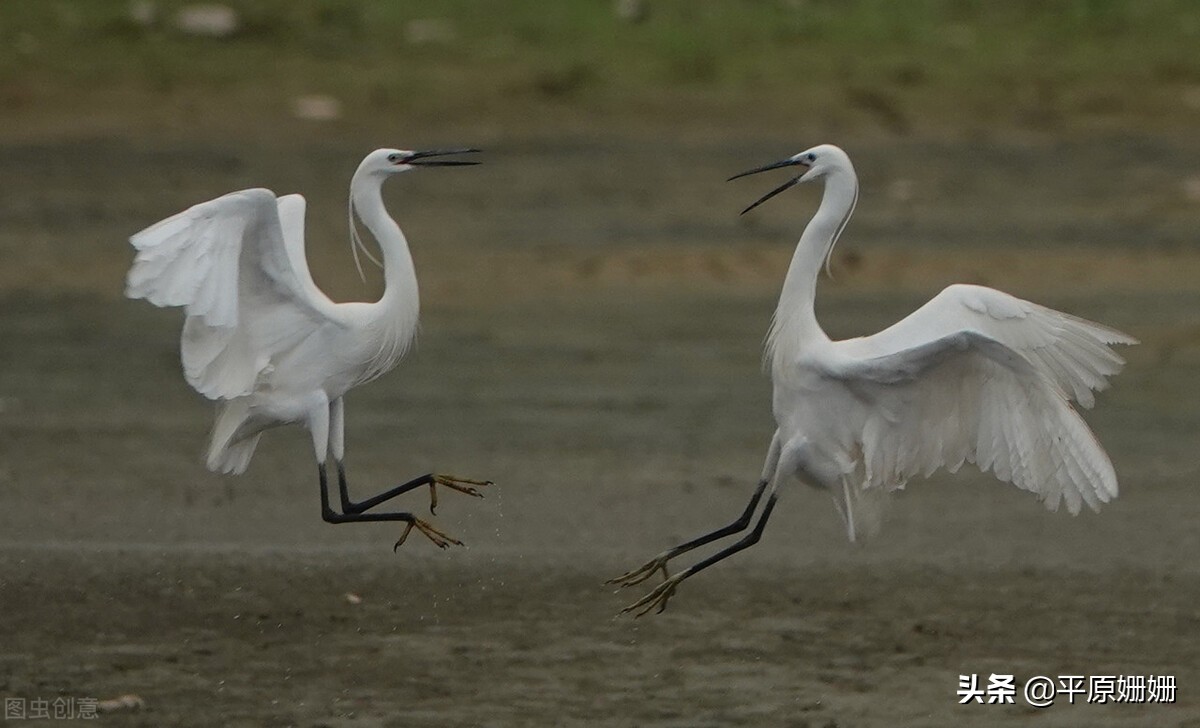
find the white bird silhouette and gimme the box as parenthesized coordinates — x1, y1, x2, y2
(126, 148, 491, 549)
(612, 144, 1137, 615)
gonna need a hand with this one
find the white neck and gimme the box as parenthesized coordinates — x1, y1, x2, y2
(349, 169, 420, 325)
(766, 167, 858, 370)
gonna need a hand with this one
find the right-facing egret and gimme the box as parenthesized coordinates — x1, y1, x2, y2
(127, 147, 491, 550)
(611, 143, 1136, 616)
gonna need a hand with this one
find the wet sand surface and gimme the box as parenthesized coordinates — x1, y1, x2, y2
(1, 134, 1198, 726)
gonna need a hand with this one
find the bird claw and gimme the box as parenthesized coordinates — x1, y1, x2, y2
(393, 518, 465, 551)
(606, 555, 672, 589)
(428, 474, 492, 515)
(620, 574, 682, 618)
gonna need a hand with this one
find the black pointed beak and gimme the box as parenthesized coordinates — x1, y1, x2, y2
(736, 176, 803, 216)
(728, 157, 807, 215)
(403, 148, 482, 166)
(727, 157, 804, 181)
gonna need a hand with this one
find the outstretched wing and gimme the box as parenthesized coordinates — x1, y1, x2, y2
(852, 284, 1136, 408)
(126, 188, 343, 399)
(828, 329, 1119, 515)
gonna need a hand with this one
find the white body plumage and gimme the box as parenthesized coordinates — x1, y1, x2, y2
(126, 150, 434, 475)
(759, 145, 1136, 537)
(613, 143, 1136, 616)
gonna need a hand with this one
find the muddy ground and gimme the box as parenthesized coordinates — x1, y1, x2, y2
(1, 131, 1198, 726)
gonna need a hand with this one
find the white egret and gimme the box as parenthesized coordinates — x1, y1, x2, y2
(126, 147, 492, 549)
(611, 144, 1136, 615)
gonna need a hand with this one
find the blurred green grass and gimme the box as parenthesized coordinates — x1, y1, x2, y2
(3, 0, 1200, 135)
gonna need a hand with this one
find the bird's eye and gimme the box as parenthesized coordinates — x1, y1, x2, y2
(387, 153, 400, 163)
(806, 153, 816, 162)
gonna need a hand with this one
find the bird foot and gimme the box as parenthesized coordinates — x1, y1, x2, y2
(606, 555, 672, 589)
(428, 474, 493, 514)
(393, 518, 465, 551)
(620, 573, 683, 618)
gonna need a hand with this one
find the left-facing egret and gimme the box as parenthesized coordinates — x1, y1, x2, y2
(126, 147, 491, 550)
(610, 143, 1136, 616)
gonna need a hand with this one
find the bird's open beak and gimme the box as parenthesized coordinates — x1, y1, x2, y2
(728, 157, 808, 215)
(403, 148, 482, 166)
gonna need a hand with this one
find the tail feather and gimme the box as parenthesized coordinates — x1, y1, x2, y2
(206, 399, 259, 474)
(209, 434, 260, 475)
(835, 479, 891, 543)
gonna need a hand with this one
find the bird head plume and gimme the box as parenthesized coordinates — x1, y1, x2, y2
(348, 194, 384, 283)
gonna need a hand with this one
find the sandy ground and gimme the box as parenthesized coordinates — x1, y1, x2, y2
(1, 133, 1198, 726)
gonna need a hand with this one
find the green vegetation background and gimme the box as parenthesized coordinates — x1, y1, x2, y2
(3, 0, 1200, 136)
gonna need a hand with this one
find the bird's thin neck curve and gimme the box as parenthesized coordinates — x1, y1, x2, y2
(350, 170, 419, 315)
(767, 167, 858, 367)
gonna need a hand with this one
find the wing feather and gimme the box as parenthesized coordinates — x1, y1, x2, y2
(126, 188, 342, 399)
(849, 284, 1136, 409)
(833, 331, 1119, 515)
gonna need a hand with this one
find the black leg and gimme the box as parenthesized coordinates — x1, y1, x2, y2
(662, 478, 769, 559)
(675, 494, 778, 580)
(338, 463, 434, 514)
(336, 461, 353, 513)
(336, 462, 489, 515)
(318, 464, 463, 549)
(608, 478, 770, 587)
(622, 494, 780, 617)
